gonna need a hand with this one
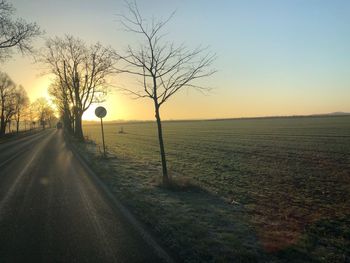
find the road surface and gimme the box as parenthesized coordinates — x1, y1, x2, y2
(0, 129, 164, 262)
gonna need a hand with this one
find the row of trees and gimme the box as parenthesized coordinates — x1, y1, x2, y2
(0, 72, 56, 136)
(0, 72, 28, 135)
(0, 0, 55, 136)
(42, 36, 114, 140)
(1, 0, 215, 185)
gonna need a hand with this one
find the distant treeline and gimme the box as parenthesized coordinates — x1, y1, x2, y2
(0, 72, 57, 136)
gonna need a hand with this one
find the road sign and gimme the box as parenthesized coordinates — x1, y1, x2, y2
(95, 106, 107, 157)
(95, 106, 107, 118)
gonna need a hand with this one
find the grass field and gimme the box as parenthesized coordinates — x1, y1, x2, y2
(82, 116, 350, 262)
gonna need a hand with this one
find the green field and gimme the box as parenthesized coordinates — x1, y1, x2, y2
(83, 116, 350, 262)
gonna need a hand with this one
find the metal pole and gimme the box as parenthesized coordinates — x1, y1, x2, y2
(100, 117, 106, 157)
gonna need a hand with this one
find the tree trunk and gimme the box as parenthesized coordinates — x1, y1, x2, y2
(0, 117, 6, 135)
(0, 115, 5, 136)
(63, 113, 73, 134)
(16, 114, 20, 133)
(71, 115, 75, 134)
(74, 112, 84, 140)
(154, 104, 169, 185)
(0, 99, 5, 136)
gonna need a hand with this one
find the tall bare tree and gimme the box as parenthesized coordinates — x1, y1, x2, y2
(13, 85, 29, 133)
(40, 35, 114, 140)
(0, 0, 41, 61)
(114, 1, 216, 185)
(0, 71, 16, 135)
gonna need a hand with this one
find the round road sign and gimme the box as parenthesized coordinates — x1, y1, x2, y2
(95, 106, 107, 118)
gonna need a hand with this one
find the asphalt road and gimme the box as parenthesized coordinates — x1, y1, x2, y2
(0, 129, 164, 262)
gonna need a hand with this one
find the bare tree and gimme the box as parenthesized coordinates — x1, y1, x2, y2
(0, 0, 41, 61)
(0, 71, 16, 135)
(114, 1, 216, 185)
(21, 102, 32, 131)
(13, 85, 29, 133)
(27, 103, 36, 130)
(32, 97, 55, 130)
(46, 107, 57, 128)
(40, 35, 114, 140)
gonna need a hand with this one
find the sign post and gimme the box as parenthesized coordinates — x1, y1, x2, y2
(95, 106, 107, 157)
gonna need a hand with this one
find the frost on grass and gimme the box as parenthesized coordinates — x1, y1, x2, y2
(81, 116, 350, 262)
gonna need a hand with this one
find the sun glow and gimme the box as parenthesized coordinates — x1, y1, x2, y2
(82, 93, 131, 121)
(83, 107, 99, 121)
(27, 75, 53, 103)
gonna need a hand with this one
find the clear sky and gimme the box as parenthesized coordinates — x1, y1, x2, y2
(2, 0, 350, 121)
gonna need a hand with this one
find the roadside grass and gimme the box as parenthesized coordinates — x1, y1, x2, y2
(75, 140, 264, 262)
(80, 116, 350, 262)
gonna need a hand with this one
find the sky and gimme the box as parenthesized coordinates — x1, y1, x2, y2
(2, 0, 350, 121)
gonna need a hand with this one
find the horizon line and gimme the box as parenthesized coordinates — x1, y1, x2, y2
(82, 111, 350, 124)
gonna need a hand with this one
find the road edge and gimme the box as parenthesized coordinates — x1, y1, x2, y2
(67, 138, 175, 263)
